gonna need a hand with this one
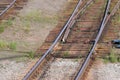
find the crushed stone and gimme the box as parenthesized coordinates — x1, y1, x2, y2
(41, 58, 82, 80)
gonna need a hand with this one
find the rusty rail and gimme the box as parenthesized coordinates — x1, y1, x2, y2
(23, 0, 120, 79)
(62, 0, 94, 42)
(74, 0, 120, 79)
(23, 0, 83, 80)
(0, 0, 17, 17)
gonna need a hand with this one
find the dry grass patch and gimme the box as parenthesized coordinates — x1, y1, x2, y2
(0, 40, 17, 51)
(0, 18, 13, 33)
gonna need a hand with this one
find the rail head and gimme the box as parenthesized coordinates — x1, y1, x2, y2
(23, 0, 120, 79)
(23, 0, 83, 80)
(62, 0, 94, 43)
(74, 0, 111, 80)
(0, 0, 17, 17)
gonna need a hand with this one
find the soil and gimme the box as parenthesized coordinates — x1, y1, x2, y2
(0, 0, 120, 80)
(0, 0, 68, 80)
(0, 0, 68, 52)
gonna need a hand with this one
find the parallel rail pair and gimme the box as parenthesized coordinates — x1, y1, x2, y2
(75, 0, 120, 79)
(23, 0, 120, 80)
(23, 0, 92, 79)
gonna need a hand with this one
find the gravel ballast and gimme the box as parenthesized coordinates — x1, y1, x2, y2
(41, 58, 81, 80)
(0, 0, 68, 80)
(94, 63, 120, 80)
(0, 59, 37, 80)
(87, 60, 120, 80)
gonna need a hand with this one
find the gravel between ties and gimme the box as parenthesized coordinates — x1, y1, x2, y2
(41, 58, 82, 80)
(88, 60, 120, 80)
(95, 63, 120, 80)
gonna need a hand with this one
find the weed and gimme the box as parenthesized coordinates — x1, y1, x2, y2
(23, 10, 42, 22)
(0, 18, 13, 33)
(0, 26, 4, 33)
(103, 49, 118, 63)
(28, 51, 35, 59)
(63, 51, 69, 57)
(95, 0, 99, 3)
(24, 26, 30, 33)
(118, 57, 120, 62)
(9, 42, 17, 50)
(6, 18, 13, 26)
(0, 40, 18, 50)
(22, 10, 58, 24)
(74, 59, 79, 62)
(0, 40, 7, 49)
(103, 56, 109, 63)
(109, 51, 118, 63)
(117, 15, 120, 23)
(111, 13, 120, 24)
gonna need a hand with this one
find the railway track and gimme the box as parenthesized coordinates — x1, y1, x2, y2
(74, 0, 111, 79)
(75, 0, 120, 80)
(23, 0, 120, 80)
(0, 0, 27, 19)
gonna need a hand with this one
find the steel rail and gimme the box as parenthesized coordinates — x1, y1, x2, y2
(23, 0, 83, 80)
(104, 0, 120, 26)
(74, 0, 111, 80)
(0, 0, 17, 17)
(62, 0, 94, 42)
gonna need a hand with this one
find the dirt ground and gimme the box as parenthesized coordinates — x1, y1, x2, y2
(0, 0, 68, 52)
(0, 0, 120, 80)
(0, 0, 68, 80)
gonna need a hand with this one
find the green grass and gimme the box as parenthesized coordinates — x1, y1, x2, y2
(95, 0, 100, 3)
(117, 15, 120, 23)
(22, 21, 31, 33)
(103, 56, 109, 63)
(63, 51, 69, 57)
(0, 40, 8, 49)
(27, 51, 35, 59)
(6, 18, 13, 26)
(9, 42, 17, 50)
(118, 57, 120, 62)
(0, 18, 13, 33)
(109, 51, 118, 63)
(21, 10, 58, 24)
(111, 9, 120, 24)
(18, 10, 58, 33)
(103, 49, 119, 63)
(74, 59, 79, 62)
(0, 40, 17, 50)
(0, 26, 4, 33)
